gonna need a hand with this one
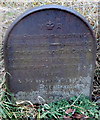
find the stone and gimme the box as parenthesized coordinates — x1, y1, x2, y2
(4, 5, 96, 103)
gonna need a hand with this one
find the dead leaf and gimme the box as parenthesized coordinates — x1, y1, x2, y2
(73, 113, 88, 119)
(64, 115, 72, 120)
(65, 108, 75, 114)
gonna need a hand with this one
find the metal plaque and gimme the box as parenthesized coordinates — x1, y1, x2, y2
(4, 5, 96, 103)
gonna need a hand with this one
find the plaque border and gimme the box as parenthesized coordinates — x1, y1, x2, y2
(3, 5, 96, 100)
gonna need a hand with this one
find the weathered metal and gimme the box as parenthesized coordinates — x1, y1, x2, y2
(4, 5, 96, 103)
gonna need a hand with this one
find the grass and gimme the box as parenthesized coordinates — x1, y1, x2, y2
(0, 89, 37, 119)
(0, 91, 100, 119)
(39, 95, 100, 119)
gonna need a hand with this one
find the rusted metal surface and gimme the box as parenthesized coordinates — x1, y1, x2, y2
(4, 5, 96, 103)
